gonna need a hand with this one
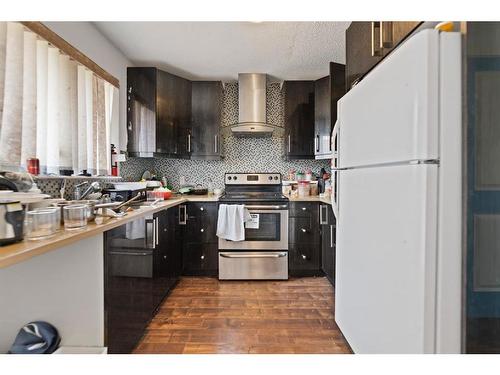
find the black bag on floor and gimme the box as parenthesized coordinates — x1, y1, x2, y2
(9, 321, 61, 354)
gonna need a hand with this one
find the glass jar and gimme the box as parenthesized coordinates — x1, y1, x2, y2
(298, 180, 311, 197)
(25, 208, 59, 240)
(63, 205, 88, 230)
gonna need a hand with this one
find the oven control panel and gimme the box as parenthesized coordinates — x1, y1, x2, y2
(225, 173, 282, 185)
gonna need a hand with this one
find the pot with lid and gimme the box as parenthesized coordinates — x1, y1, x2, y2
(0, 199, 25, 246)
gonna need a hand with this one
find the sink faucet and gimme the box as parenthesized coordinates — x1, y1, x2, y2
(74, 181, 101, 200)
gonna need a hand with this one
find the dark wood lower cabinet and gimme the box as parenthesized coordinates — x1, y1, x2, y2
(320, 204, 335, 285)
(105, 201, 333, 352)
(181, 202, 218, 276)
(104, 208, 182, 353)
(288, 202, 322, 277)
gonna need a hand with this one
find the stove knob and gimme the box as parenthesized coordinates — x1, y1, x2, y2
(274, 176, 278, 180)
(233, 176, 237, 180)
(268, 176, 273, 181)
(228, 176, 232, 180)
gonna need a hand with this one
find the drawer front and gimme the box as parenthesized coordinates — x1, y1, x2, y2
(185, 202, 217, 243)
(219, 251, 288, 280)
(109, 250, 153, 278)
(187, 202, 218, 219)
(185, 219, 217, 243)
(289, 202, 319, 218)
(289, 244, 320, 272)
(183, 243, 218, 275)
(289, 217, 320, 244)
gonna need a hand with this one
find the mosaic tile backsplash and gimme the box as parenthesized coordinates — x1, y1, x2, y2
(120, 82, 329, 190)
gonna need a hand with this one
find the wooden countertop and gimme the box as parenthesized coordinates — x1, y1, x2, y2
(0, 194, 332, 269)
(0, 195, 219, 269)
(288, 195, 333, 205)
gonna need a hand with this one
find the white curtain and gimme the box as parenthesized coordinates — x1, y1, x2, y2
(0, 21, 119, 175)
(0, 22, 24, 169)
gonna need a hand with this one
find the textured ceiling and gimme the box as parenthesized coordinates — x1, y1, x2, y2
(93, 22, 350, 81)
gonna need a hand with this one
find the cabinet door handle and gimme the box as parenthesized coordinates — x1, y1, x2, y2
(200, 207, 204, 211)
(301, 254, 307, 260)
(288, 134, 291, 153)
(301, 207, 307, 211)
(200, 255, 205, 260)
(315, 135, 320, 153)
(319, 205, 328, 225)
(148, 218, 155, 249)
(200, 228, 204, 233)
(301, 228, 307, 233)
(330, 224, 334, 248)
(187, 133, 191, 153)
(179, 205, 187, 225)
(214, 134, 218, 154)
(380, 21, 393, 49)
(371, 22, 382, 57)
(155, 217, 159, 246)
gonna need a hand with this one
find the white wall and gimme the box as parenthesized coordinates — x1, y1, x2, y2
(0, 234, 104, 353)
(44, 22, 132, 152)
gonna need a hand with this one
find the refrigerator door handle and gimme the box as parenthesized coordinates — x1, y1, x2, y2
(332, 170, 339, 219)
(331, 112, 340, 219)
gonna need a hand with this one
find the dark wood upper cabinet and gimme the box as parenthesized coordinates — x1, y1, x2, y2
(346, 21, 422, 90)
(127, 67, 191, 157)
(127, 68, 224, 159)
(126, 67, 157, 157)
(190, 81, 222, 160)
(173, 75, 192, 158)
(283, 81, 315, 160)
(314, 62, 345, 159)
(156, 69, 191, 156)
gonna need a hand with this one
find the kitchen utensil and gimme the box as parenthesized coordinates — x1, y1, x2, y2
(0, 199, 25, 245)
(310, 181, 319, 196)
(25, 207, 59, 240)
(101, 188, 147, 203)
(146, 180, 161, 188)
(178, 186, 194, 195)
(114, 193, 142, 211)
(95, 207, 127, 218)
(0, 172, 33, 192)
(192, 184, 208, 195)
(141, 170, 152, 180)
(113, 181, 147, 190)
(0, 175, 19, 192)
(63, 205, 88, 230)
(298, 180, 311, 197)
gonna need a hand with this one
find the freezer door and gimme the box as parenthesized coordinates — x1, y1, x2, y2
(338, 30, 440, 168)
(335, 164, 438, 353)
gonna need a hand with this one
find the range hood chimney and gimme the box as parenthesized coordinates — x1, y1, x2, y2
(229, 73, 282, 138)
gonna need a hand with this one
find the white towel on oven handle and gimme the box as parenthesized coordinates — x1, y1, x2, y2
(216, 204, 252, 241)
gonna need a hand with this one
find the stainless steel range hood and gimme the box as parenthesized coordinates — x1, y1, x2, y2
(229, 73, 283, 138)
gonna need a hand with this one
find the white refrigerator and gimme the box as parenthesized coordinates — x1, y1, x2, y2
(332, 30, 462, 353)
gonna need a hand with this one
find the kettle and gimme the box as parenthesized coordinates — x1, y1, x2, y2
(0, 199, 25, 246)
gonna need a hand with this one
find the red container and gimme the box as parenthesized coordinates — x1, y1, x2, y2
(27, 158, 40, 175)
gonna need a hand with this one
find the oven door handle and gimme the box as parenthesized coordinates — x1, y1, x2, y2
(219, 252, 287, 258)
(243, 205, 288, 210)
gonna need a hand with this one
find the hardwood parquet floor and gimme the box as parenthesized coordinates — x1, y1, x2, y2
(134, 276, 351, 354)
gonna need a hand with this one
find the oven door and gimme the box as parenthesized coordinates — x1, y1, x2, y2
(218, 204, 289, 250)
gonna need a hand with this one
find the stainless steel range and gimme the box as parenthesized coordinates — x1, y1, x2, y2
(218, 173, 289, 280)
